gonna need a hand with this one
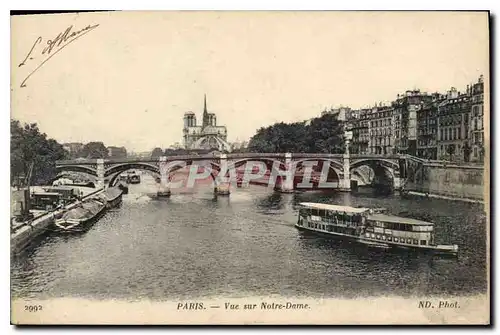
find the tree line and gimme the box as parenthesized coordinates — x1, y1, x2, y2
(246, 114, 346, 153)
(149, 114, 346, 157)
(11, 120, 68, 186)
(11, 119, 128, 186)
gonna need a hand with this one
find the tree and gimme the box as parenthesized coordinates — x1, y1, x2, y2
(306, 114, 345, 153)
(247, 114, 345, 154)
(80, 142, 109, 159)
(151, 147, 164, 158)
(10, 119, 68, 185)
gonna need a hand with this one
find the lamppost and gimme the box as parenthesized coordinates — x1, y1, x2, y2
(341, 130, 353, 191)
(344, 130, 353, 156)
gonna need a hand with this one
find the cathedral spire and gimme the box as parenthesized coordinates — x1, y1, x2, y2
(202, 94, 209, 129)
(204, 94, 207, 114)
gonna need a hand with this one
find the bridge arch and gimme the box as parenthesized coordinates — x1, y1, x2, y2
(350, 158, 398, 189)
(293, 158, 344, 181)
(106, 162, 161, 186)
(50, 171, 99, 186)
(55, 165, 98, 177)
(164, 160, 222, 188)
(227, 157, 288, 185)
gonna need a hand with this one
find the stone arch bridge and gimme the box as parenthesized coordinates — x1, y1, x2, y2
(56, 153, 408, 195)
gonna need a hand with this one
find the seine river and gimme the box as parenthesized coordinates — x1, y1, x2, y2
(11, 174, 487, 300)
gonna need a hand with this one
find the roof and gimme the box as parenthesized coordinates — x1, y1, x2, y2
(44, 186, 75, 190)
(299, 202, 370, 214)
(367, 213, 434, 226)
(32, 192, 61, 196)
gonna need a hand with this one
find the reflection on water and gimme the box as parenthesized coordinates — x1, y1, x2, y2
(11, 175, 487, 300)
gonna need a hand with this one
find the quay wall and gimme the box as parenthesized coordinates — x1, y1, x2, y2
(11, 188, 105, 254)
(405, 163, 485, 202)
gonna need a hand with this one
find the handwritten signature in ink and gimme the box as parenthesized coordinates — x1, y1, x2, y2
(18, 23, 100, 88)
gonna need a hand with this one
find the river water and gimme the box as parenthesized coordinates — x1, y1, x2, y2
(11, 174, 487, 300)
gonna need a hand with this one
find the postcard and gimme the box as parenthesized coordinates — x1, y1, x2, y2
(10, 11, 490, 325)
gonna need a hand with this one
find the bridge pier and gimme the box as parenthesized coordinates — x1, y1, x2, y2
(157, 156, 171, 197)
(393, 177, 402, 190)
(214, 182, 231, 196)
(339, 136, 352, 192)
(96, 159, 105, 189)
(215, 154, 230, 196)
(275, 153, 294, 193)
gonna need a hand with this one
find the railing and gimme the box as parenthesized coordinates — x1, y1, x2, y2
(57, 153, 405, 165)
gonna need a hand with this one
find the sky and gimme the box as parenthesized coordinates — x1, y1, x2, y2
(11, 11, 489, 152)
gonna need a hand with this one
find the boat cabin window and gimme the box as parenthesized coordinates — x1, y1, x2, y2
(412, 225, 433, 232)
(377, 221, 413, 231)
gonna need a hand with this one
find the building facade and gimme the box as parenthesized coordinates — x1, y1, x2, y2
(107, 146, 127, 158)
(368, 105, 394, 155)
(416, 93, 444, 160)
(392, 90, 433, 156)
(321, 106, 351, 122)
(62, 142, 84, 158)
(183, 95, 231, 152)
(325, 74, 485, 162)
(349, 108, 370, 154)
(469, 75, 485, 162)
(437, 88, 471, 161)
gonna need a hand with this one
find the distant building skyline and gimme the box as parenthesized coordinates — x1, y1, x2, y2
(12, 12, 488, 152)
(54, 73, 485, 155)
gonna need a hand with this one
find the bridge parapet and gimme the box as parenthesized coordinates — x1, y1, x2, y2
(226, 153, 287, 159)
(350, 154, 403, 160)
(292, 153, 343, 159)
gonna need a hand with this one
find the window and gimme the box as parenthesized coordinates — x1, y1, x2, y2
(440, 129, 443, 141)
(406, 239, 412, 244)
(394, 238, 398, 242)
(420, 240, 427, 246)
(457, 128, 461, 140)
(413, 239, 418, 245)
(387, 236, 392, 241)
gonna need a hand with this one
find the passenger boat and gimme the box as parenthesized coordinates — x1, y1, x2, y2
(295, 202, 458, 256)
(53, 198, 106, 233)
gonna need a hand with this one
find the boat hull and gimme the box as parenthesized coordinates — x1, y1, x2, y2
(53, 203, 107, 234)
(106, 193, 123, 208)
(295, 224, 458, 256)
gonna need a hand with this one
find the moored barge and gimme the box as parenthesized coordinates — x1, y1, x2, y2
(295, 202, 458, 256)
(53, 198, 106, 233)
